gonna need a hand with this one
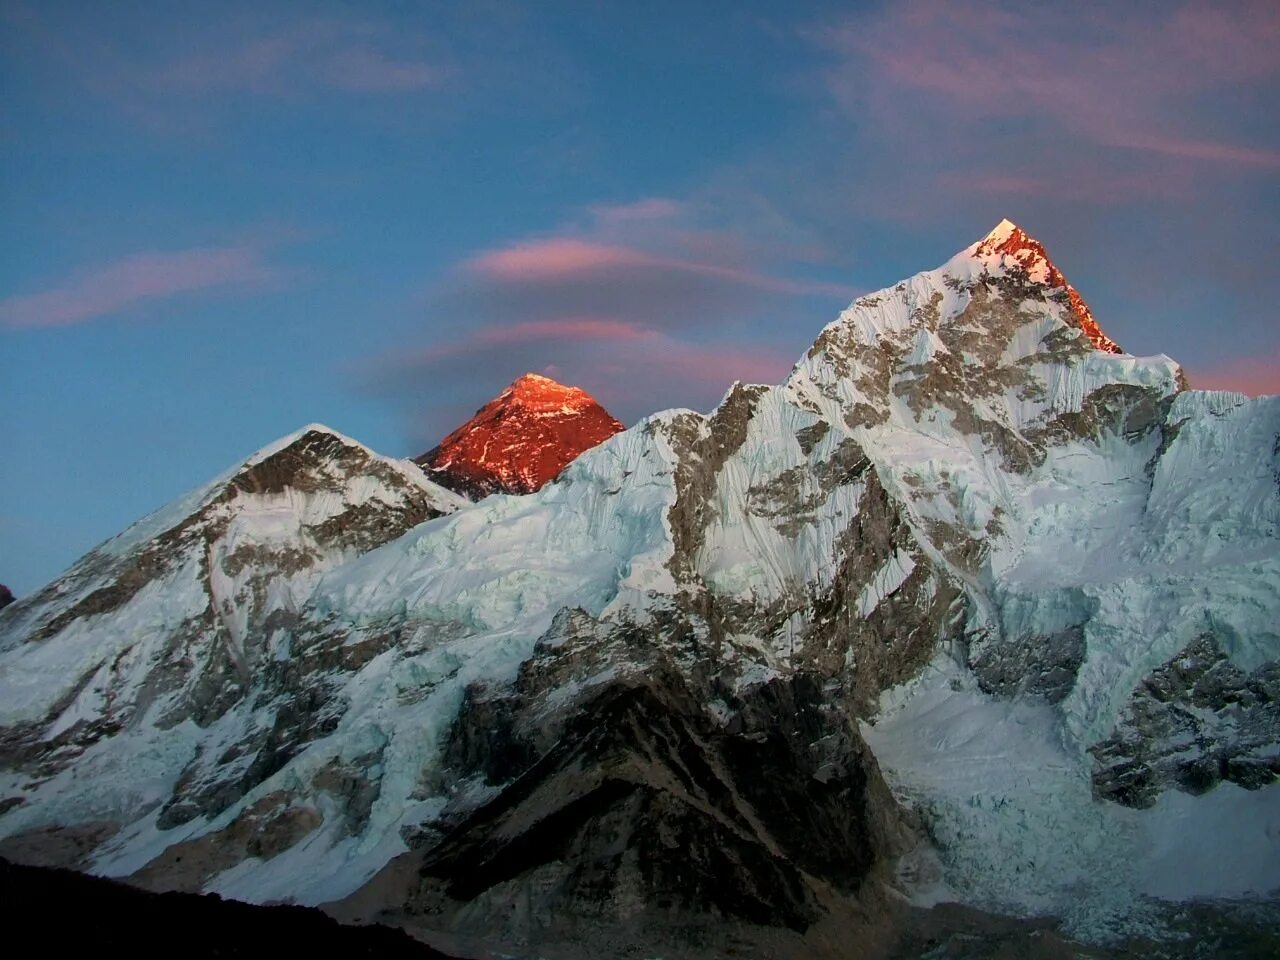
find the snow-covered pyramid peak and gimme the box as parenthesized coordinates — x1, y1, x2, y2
(415, 372, 624, 498)
(790, 219, 1177, 481)
(966, 218, 1121, 354)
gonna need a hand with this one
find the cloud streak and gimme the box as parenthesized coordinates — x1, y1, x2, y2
(466, 237, 859, 298)
(0, 245, 281, 329)
(366, 312, 795, 446)
(5, 5, 448, 134)
(366, 196, 846, 442)
(152, 23, 446, 98)
(796, 0, 1280, 222)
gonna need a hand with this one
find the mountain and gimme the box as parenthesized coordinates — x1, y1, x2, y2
(414, 372, 624, 497)
(1, 222, 1276, 958)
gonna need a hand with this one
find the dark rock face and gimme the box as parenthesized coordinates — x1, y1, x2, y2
(969, 626, 1087, 704)
(0, 585, 12, 611)
(416, 373, 624, 497)
(1091, 633, 1280, 807)
(362, 656, 910, 948)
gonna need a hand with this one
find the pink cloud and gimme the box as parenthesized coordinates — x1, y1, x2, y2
(811, 0, 1280, 171)
(365, 312, 799, 441)
(370, 196, 857, 443)
(588, 341, 793, 399)
(381, 317, 656, 369)
(0, 245, 279, 329)
(939, 170, 1187, 205)
(16, 10, 448, 117)
(1104, 133, 1280, 169)
(469, 239, 650, 281)
(466, 237, 859, 298)
(1188, 356, 1280, 396)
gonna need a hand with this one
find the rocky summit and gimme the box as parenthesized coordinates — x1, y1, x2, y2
(414, 372, 625, 498)
(1, 222, 1277, 958)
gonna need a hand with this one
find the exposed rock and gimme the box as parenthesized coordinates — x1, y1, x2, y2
(416, 372, 624, 497)
(972, 218, 1122, 354)
(969, 626, 1087, 704)
(0, 584, 13, 611)
(1091, 633, 1280, 807)
(133, 792, 324, 893)
(0, 425, 461, 834)
(353, 665, 911, 951)
(0, 821, 120, 870)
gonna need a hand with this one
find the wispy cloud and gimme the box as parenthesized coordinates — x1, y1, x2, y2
(364, 312, 795, 446)
(799, 0, 1280, 219)
(322, 47, 447, 93)
(0, 244, 282, 329)
(5, 6, 449, 132)
(466, 237, 859, 298)
(586, 197, 685, 226)
(365, 196, 844, 441)
(150, 23, 447, 98)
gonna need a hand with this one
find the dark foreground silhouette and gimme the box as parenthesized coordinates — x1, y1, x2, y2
(0, 858, 456, 958)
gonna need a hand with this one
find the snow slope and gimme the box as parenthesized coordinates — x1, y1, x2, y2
(0, 222, 1276, 950)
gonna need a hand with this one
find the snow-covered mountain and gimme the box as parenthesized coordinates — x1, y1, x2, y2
(414, 372, 624, 498)
(1, 221, 1276, 957)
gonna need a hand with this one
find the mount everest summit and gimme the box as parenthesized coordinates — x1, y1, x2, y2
(415, 372, 624, 498)
(1, 220, 1277, 958)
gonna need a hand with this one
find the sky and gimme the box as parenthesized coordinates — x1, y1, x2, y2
(2, 0, 1278, 594)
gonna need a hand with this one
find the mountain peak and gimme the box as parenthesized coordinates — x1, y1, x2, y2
(511, 371, 559, 388)
(500, 372, 593, 409)
(416, 374, 624, 497)
(980, 217, 1022, 245)
(972, 218, 1046, 265)
(969, 219, 1123, 355)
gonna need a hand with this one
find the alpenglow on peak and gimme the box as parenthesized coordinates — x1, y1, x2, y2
(965, 218, 1122, 354)
(415, 372, 624, 498)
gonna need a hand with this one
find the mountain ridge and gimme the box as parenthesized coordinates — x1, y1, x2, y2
(1, 221, 1276, 958)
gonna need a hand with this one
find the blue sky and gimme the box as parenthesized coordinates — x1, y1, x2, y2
(3, 0, 1278, 594)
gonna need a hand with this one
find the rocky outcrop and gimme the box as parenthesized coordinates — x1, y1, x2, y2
(969, 626, 1087, 704)
(0, 585, 12, 611)
(336, 623, 914, 955)
(1091, 633, 1280, 807)
(973, 218, 1122, 354)
(416, 373, 624, 497)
